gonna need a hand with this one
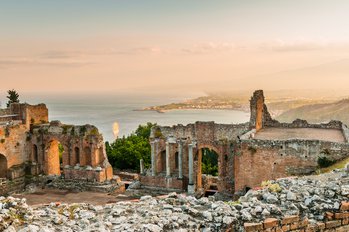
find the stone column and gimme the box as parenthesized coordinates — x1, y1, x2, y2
(178, 140, 183, 179)
(188, 143, 195, 194)
(188, 143, 194, 185)
(166, 141, 171, 177)
(140, 159, 144, 175)
(150, 141, 156, 176)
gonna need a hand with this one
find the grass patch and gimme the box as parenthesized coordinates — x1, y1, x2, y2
(261, 180, 282, 193)
(318, 157, 349, 174)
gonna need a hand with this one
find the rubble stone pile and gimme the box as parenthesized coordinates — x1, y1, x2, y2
(2, 169, 349, 231)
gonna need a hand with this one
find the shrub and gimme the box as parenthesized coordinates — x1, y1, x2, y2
(318, 156, 336, 168)
(106, 123, 156, 171)
(261, 180, 282, 193)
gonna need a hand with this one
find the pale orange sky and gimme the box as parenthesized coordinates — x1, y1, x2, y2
(1, 1, 349, 95)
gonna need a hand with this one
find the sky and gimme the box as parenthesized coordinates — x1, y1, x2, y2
(1, 0, 349, 96)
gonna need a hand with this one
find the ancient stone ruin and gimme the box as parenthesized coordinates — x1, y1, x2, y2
(143, 90, 349, 196)
(0, 103, 113, 195)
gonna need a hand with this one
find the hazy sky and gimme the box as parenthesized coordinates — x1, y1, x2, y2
(1, 0, 349, 95)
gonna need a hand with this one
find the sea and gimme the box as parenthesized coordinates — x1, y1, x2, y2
(19, 94, 250, 142)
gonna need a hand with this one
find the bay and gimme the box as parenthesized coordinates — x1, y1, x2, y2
(25, 94, 250, 142)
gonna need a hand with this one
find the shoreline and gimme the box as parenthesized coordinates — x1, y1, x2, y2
(134, 107, 250, 114)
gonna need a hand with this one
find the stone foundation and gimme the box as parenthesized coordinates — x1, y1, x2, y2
(64, 166, 113, 183)
(244, 209, 349, 232)
(140, 175, 187, 191)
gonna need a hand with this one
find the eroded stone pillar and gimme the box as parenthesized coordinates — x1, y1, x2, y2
(188, 143, 195, 194)
(166, 141, 171, 177)
(151, 141, 156, 176)
(140, 159, 144, 175)
(188, 143, 194, 185)
(178, 140, 183, 179)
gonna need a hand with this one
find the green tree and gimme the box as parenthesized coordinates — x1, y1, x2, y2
(6, 89, 20, 107)
(201, 148, 218, 176)
(106, 122, 156, 171)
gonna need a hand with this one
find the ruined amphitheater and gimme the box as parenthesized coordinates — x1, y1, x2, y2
(2, 91, 349, 231)
(143, 90, 349, 196)
(1, 90, 349, 198)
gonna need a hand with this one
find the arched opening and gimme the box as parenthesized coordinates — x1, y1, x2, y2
(197, 146, 219, 192)
(201, 148, 218, 176)
(83, 147, 91, 166)
(32, 144, 38, 163)
(45, 140, 61, 176)
(175, 152, 179, 169)
(74, 147, 80, 165)
(160, 150, 166, 172)
(0, 154, 7, 178)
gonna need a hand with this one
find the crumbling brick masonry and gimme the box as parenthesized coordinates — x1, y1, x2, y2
(0, 103, 113, 195)
(143, 90, 349, 195)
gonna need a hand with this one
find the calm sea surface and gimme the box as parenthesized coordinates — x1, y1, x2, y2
(25, 94, 250, 142)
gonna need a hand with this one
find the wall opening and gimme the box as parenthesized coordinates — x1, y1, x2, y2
(0, 154, 7, 178)
(74, 147, 80, 165)
(197, 147, 220, 191)
(201, 148, 218, 176)
(45, 140, 61, 176)
(32, 144, 38, 163)
(160, 150, 166, 172)
(83, 147, 91, 166)
(175, 152, 179, 169)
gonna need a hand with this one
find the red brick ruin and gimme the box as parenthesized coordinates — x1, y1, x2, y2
(143, 90, 349, 195)
(0, 103, 113, 194)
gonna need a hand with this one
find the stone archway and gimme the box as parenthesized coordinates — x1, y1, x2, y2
(196, 145, 220, 190)
(175, 152, 179, 170)
(160, 150, 166, 172)
(83, 147, 91, 166)
(45, 140, 61, 176)
(32, 144, 38, 163)
(0, 154, 7, 178)
(74, 147, 80, 166)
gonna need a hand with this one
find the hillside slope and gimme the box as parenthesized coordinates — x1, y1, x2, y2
(276, 99, 349, 125)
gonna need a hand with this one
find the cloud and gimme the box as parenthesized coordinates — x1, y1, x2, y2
(105, 46, 164, 55)
(0, 45, 165, 69)
(39, 50, 86, 59)
(181, 42, 238, 54)
(180, 40, 336, 54)
(259, 39, 328, 52)
(0, 55, 93, 69)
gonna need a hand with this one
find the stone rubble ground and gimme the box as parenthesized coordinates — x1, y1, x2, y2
(1, 169, 349, 232)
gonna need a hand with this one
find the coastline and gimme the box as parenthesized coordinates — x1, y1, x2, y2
(135, 107, 250, 113)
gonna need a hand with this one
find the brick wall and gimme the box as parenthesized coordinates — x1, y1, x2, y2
(64, 167, 110, 182)
(24, 104, 48, 126)
(234, 140, 349, 192)
(244, 202, 349, 231)
(0, 124, 29, 171)
(150, 121, 249, 142)
(140, 175, 187, 190)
